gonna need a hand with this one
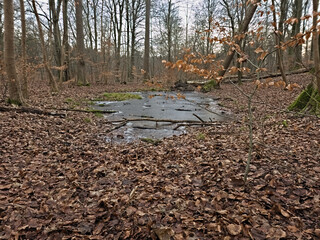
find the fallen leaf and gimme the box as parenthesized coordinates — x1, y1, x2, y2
(267, 227, 286, 239)
(153, 227, 174, 240)
(227, 224, 242, 236)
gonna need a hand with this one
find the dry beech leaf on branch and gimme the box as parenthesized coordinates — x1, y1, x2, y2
(254, 47, 264, 54)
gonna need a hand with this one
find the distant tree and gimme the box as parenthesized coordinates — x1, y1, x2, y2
(271, 0, 288, 85)
(107, 0, 125, 82)
(32, 0, 59, 92)
(61, 0, 70, 82)
(4, 0, 23, 104)
(49, 0, 62, 71)
(128, 0, 144, 79)
(20, 0, 28, 98)
(75, 0, 88, 85)
(143, 0, 150, 79)
(217, 0, 261, 78)
(291, 0, 303, 65)
(155, 0, 183, 62)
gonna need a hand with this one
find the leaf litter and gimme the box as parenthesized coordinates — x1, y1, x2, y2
(0, 74, 319, 239)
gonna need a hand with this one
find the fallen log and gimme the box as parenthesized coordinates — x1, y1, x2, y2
(108, 118, 208, 124)
(0, 106, 66, 117)
(187, 68, 311, 85)
(0, 106, 115, 117)
(47, 108, 117, 114)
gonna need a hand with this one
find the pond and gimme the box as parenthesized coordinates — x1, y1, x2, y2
(93, 92, 230, 143)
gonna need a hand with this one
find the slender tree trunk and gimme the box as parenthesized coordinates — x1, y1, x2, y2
(4, 0, 23, 104)
(93, 0, 98, 52)
(85, 0, 93, 50)
(19, 0, 28, 98)
(49, 0, 62, 69)
(32, 0, 59, 93)
(143, 0, 150, 79)
(167, 0, 172, 62)
(217, 0, 261, 78)
(271, 0, 288, 85)
(293, 0, 303, 65)
(126, 0, 131, 80)
(75, 0, 87, 85)
(61, 0, 70, 83)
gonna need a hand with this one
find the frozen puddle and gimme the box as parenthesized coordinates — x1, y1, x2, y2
(93, 92, 229, 143)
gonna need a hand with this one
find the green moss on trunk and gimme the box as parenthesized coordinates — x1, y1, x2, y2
(288, 84, 320, 116)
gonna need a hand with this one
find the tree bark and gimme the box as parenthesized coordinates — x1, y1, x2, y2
(93, 0, 98, 52)
(32, 0, 59, 93)
(61, 0, 70, 83)
(167, 0, 172, 62)
(4, 0, 23, 104)
(19, 0, 28, 99)
(75, 0, 88, 85)
(271, 0, 288, 85)
(49, 0, 62, 70)
(143, 0, 150, 79)
(292, 0, 303, 65)
(217, 0, 261, 78)
(312, 0, 320, 92)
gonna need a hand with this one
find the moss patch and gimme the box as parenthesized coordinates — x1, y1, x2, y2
(101, 92, 142, 101)
(288, 84, 320, 115)
(202, 80, 219, 92)
(140, 138, 162, 145)
(7, 98, 22, 106)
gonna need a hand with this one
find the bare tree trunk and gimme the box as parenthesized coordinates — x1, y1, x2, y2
(167, 0, 172, 62)
(85, 0, 93, 50)
(75, 0, 87, 85)
(4, 0, 23, 104)
(271, 0, 288, 85)
(217, 0, 261, 78)
(293, 0, 303, 65)
(93, 0, 98, 52)
(32, 0, 59, 93)
(19, 0, 28, 99)
(126, 0, 131, 80)
(61, 0, 70, 83)
(143, 0, 150, 80)
(312, 0, 320, 92)
(49, 0, 62, 69)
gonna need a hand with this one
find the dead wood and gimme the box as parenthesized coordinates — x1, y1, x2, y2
(0, 106, 115, 117)
(188, 68, 311, 86)
(0, 106, 66, 117)
(108, 118, 211, 124)
(47, 108, 116, 114)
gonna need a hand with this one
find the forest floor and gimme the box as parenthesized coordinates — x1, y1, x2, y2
(0, 73, 319, 239)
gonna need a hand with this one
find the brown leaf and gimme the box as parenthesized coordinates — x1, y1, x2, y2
(227, 224, 242, 236)
(267, 227, 286, 239)
(126, 206, 137, 216)
(153, 227, 174, 240)
(287, 225, 299, 233)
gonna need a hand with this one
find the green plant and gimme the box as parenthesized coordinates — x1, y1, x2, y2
(7, 98, 22, 106)
(140, 138, 162, 145)
(94, 112, 104, 118)
(65, 98, 74, 103)
(202, 80, 219, 92)
(196, 133, 206, 140)
(84, 117, 92, 123)
(282, 120, 288, 127)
